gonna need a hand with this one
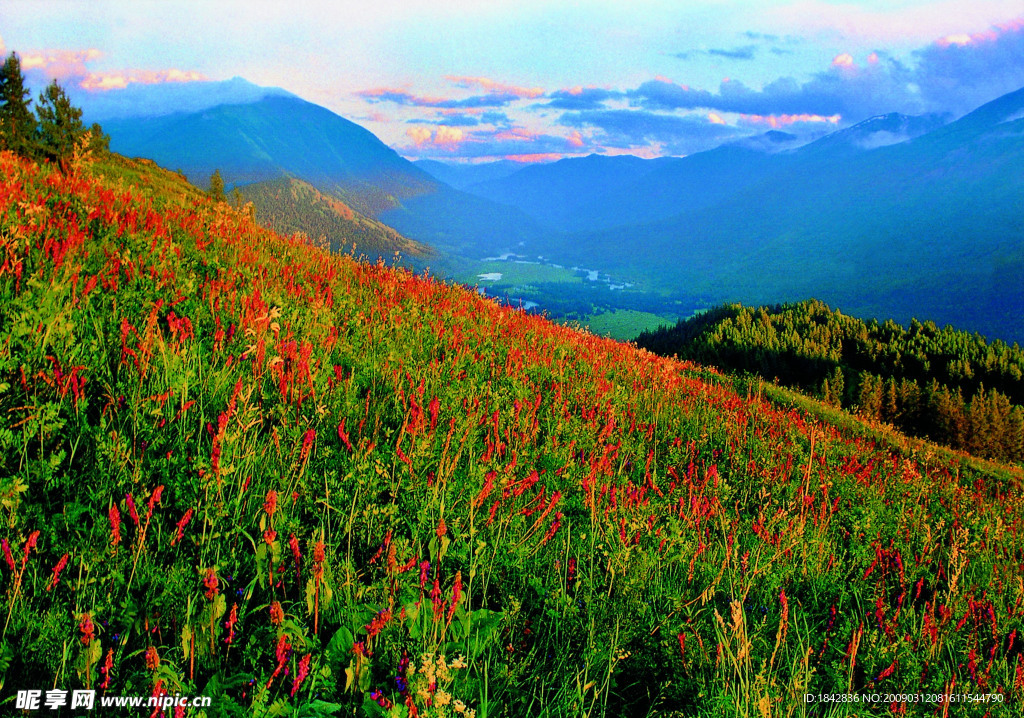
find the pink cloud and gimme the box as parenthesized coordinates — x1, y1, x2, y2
(404, 126, 466, 149)
(831, 53, 854, 68)
(357, 86, 451, 106)
(936, 18, 1023, 47)
(740, 113, 841, 128)
(505, 153, 563, 163)
(434, 126, 465, 147)
(21, 49, 102, 78)
(707, 112, 726, 125)
(445, 75, 544, 99)
(20, 46, 205, 91)
(406, 127, 433, 145)
(81, 69, 206, 91)
(493, 128, 541, 142)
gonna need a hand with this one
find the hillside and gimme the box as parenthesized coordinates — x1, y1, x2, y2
(236, 176, 431, 261)
(2, 151, 1024, 715)
(636, 300, 1024, 464)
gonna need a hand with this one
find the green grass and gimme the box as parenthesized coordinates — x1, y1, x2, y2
(579, 309, 673, 341)
(2, 150, 1023, 717)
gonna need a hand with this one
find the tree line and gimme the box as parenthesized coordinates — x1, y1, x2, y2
(636, 299, 1024, 463)
(0, 51, 108, 169)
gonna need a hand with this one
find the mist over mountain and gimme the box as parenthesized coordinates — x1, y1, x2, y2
(413, 159, 525, 190)
(74, 77, 297, 121)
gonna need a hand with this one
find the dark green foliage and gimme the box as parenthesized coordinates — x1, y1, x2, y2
(0, 52, 37, 157)
(637, 299, 1024, 463)
(35, 80, 85, 169)
(208, 169, 226, 202)
(87, 123, 110, 154)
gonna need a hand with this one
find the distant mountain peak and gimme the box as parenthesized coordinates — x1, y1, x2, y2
(804, 111, 948, 152)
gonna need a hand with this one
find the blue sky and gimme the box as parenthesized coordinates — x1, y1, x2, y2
(3, 0, 1024, 161)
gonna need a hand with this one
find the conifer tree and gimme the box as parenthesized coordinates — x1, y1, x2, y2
(209, 169, 226, 202)
(0, 52, 37, 157)
(35, 79, 85, 170)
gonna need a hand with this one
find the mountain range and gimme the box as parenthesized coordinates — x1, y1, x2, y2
(85, 78, 1024, 344)
(98, 84, 543, 261)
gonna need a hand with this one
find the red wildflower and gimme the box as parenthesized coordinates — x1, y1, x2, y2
(224, 603, 238, 645)
(126, 494, 140, 528)
(100, 648, 114, 690)
(170, 509, 193, 546)
(301, 428, 316, 458)
(79, 613, 95, 646)
(431, 575, 443, 620)
(436, 516, 447, 539)
(145, 485, 164, 520)
(263, 490, 278, 518)
(270, 600, 284, 626)
(203, 568, 219, 600)
(473, 472, 495, 510)
(312, 538, 326, 579)
(289, 533, 302, 578)
(263, 528, 277, 545)
(45, 553, 69, 591)
(366, 609, 393, 641)
(428, 395, 440, 431)
(2, 539, 14, 572)
(22, 530, 39, 565)
(145, 646, 160, 671)
(447, 571, 463, 624)
(337, 418, 353, 452)
(275, 633, 291, 666)
(291, 653, 312, 696)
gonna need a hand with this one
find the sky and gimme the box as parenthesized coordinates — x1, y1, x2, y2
(3, 0, 1024, 162)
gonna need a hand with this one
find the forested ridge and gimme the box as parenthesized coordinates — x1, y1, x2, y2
(636, 299, 1024, 463)
(236, 176, 431, 261)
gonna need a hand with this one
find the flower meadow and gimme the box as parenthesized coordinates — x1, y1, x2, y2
(1, 150, 1023, 717)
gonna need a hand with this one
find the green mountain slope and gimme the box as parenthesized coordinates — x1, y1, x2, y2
(102, 94, 438, 217)
(237, 176, 432, 260)
(100, 91, 548, 258)
(1, 150, 1023, 715)
(636, 299, 1024, 463)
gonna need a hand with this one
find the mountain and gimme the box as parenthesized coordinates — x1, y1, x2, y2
(549, 88, 1024, 343)
(463, 153, 674, 230)
(795, 112, 948, 155)
(3, 148, 1022, 715)
(95, 82, 546, 256)
(236, 176, 432, 260)
(413, 158, 525, 189)
(453, 118, 948, 234)
(102, 93, 438, 217)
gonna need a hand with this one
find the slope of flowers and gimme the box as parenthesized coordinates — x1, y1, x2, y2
(1, 150, 1023, 717)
